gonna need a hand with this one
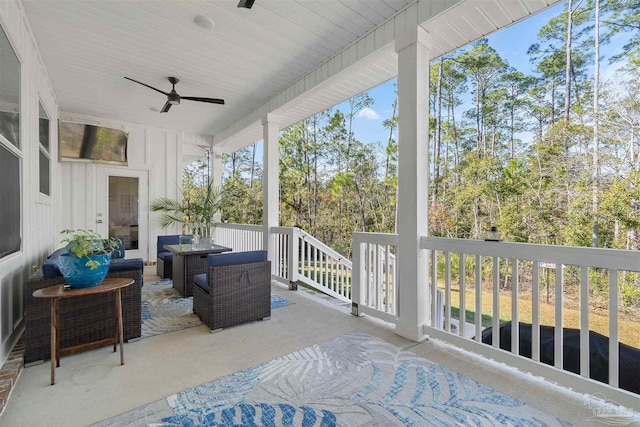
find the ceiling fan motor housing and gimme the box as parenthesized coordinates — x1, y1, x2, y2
(168, 91, 180, 105)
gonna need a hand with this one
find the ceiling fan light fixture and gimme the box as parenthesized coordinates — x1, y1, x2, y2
(237, 0, 255, 9)
(168, 92, 180, 105)
(193, 15, 214, 30)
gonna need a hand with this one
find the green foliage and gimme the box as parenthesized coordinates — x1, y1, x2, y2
(60, 229, 120, 270)
(151, 177, 226, 236)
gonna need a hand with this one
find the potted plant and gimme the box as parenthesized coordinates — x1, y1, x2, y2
(150, 182, 225, 245)
(58, 229, 121, 288)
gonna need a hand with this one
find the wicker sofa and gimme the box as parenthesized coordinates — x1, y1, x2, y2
(24, 244, 144, 364)
(192, 250, 271, 332)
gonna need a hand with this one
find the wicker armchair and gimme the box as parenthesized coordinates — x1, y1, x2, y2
(192, 250, 271, 332)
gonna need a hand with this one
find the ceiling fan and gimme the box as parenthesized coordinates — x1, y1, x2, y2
(124, 76, 225, 113)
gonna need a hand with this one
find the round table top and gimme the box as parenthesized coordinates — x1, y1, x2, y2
(33, 277, 134, 299)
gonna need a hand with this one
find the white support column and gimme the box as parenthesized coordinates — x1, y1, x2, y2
(262, 114, 280, 269)
(211, 147, 223, 225)
(394, 26, 431, 342)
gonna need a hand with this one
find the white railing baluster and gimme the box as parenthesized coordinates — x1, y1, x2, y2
(385, 245, 390, 313)
(511, 259, 519, 356)
(313, 245, 318, 283)
(580, 266, 589, 378)
(609, 270, 619, 388)
(554, 264, 563, 369)
(532, 262, 540, 362)
(445, 252, 451, 333)
(460, 253, 466, 338)
(432, 250, 438, 328)
(492, 256, 499, 348)
(375, 246, 379, 306)
(476, 255, 482, 342)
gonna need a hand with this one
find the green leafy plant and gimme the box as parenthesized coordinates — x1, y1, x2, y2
(150, 182, 226, 237)
(60, 229, 120, 269)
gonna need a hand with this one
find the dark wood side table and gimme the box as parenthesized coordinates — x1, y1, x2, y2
(165, 244, 232, 296)
(32, 277, 134, 385)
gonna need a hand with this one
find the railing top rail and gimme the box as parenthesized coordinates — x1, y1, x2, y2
(421, 236, 640, 272)
(217, 223, 263, 232)
(353, 232, 399, 246)
(272, 226, 352, 267)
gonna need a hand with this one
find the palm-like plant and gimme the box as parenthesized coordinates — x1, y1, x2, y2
(150, 182, 226, 237)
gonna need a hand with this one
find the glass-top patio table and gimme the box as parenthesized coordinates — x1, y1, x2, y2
(165, 243, 232, 296)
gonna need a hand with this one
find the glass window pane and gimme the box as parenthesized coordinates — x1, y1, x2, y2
(0, 25, 20, 148)
(109, 176, 139, 250)
(39, 103, 49, 151)
(39, 149, 50, 196)
(0, 144, 21, 258)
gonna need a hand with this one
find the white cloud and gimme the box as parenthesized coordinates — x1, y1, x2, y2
(357, 107, 381, 120)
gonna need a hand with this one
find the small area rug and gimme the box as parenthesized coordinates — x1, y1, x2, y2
(141, 279, 294, 339)
(93, 331, 572, 426)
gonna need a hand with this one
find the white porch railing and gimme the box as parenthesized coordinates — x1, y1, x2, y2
(421, 236, 640, 410)
(272, 227, 352, 302)
(214, 223, 352, 302)
(214, 223, 263, 252)
(352, 232, 398, 324)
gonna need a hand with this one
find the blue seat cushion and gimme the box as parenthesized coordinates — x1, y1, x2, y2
(207, 250, 267, 267)
(47, 247, 68, 259)
(193, 273, 208, 293)
(42, 249, 67, 277)
(157, 252, 173, 262)
(157, 235, 183, 255)
(109, 257, 144, 272)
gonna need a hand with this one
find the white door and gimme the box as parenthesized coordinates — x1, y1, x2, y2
(96, 167, 149, 261)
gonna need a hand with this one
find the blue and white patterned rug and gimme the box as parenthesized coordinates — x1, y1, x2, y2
(93, 331, 572, 426)
(141, 279, 294, 339)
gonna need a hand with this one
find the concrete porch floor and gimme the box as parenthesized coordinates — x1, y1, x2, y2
(0, 267, 633, 426)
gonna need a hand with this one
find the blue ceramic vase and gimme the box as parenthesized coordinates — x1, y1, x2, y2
(59, 253, 111, 288)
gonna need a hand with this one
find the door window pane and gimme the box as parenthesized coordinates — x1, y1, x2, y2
(109, 176, 139, 250)
(39, 102, 50, 195)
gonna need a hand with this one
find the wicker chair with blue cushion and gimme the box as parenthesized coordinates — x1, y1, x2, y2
(157, 235, 181, 278)
(192, 250, 271, 332)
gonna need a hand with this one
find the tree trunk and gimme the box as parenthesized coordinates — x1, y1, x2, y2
(249, 142, 256, 188)
(432, 57, 444, 205)
(564, 0, 573, 122)
(592, 0, 600, 247)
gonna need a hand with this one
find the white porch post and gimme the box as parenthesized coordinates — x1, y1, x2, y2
(262, 114, 280, 270)
(394, 26, 431, 342)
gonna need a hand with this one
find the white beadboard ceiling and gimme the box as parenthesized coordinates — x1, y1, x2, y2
(21, 0, 558, 150)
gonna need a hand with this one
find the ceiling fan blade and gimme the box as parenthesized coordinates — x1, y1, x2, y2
(160, 101, 172, 113)
(182, 96, 225, 105)
(237, 0, 255, 8)
(124, 77, 169, 96)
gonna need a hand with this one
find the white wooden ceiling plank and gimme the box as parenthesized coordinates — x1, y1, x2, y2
(264, 1, 354, 51)
(295, 0, 366, 39)
(352, 0, 397, 21)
